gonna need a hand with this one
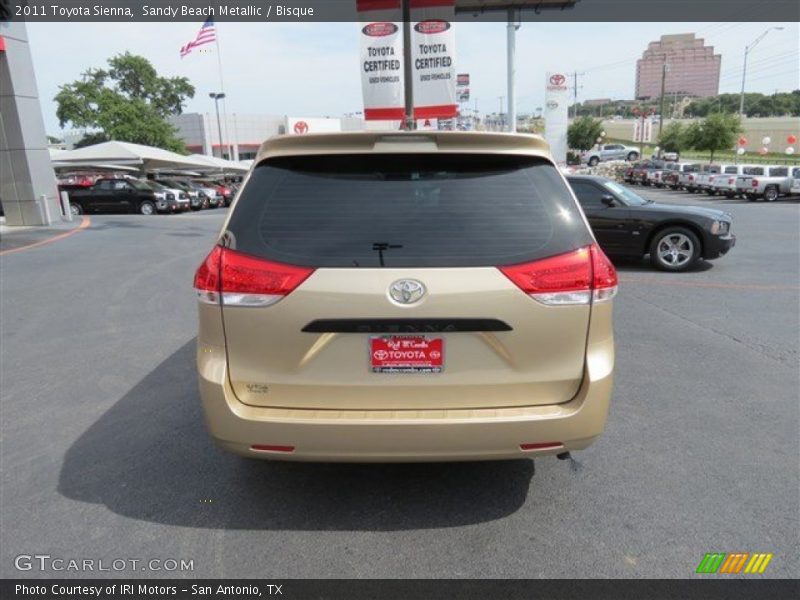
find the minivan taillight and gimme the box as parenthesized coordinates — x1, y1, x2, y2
(499, 244, 618, 306)
(193, 246, 314, 307)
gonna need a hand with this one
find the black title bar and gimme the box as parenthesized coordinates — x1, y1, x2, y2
(2, 0, 799, 22)
(2, 579, 800, 600)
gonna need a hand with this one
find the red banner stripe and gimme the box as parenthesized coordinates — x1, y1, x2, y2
(414, 104, 458, 119)
(364, 107, 407, 120)
(356, 0, 401, 12)
(410, 0, 455, 7)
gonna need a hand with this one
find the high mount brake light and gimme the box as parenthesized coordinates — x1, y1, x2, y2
(499, 244, 618, 306)
(193, 246, 314, 307)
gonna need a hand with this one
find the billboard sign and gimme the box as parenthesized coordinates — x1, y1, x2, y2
(544, 71, 569, 165)
(456, 72, 469, 102)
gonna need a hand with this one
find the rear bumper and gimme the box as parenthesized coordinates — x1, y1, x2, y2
(196, 339, 614, 462)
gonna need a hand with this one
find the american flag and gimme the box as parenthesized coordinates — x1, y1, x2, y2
(180, 18, 216, 58)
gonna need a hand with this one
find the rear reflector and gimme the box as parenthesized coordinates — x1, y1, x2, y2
(520, 442, 563, 451)
(193, 246, 314, 307)
(251, 444, 295, 453)
(499, 244, 618, 306)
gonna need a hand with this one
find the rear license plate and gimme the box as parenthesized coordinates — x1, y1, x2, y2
(370, 336, 444, 373)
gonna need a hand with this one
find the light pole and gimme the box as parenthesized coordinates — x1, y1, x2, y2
(739, 27, 783, 119)
(209, 92, 226, 158)
(657, 54, 669, 143)
(507, 9, 520, 132)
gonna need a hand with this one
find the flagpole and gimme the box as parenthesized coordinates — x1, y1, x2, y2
(213, 27, 233, 160)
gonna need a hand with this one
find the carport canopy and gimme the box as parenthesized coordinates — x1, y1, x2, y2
(49, 141, 214, 172)
(186, 154, 249, 173)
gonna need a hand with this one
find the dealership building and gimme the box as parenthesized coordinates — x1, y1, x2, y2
(635, 33, 721, 100)
(168, 113, 364, 160)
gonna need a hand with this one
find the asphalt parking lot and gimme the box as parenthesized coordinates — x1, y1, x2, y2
(1, 189, 798, 579)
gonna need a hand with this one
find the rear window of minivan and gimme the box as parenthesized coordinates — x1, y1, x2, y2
(225, 154, 593, 268)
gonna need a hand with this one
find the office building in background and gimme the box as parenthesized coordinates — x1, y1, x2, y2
(635, 33, 721, 100)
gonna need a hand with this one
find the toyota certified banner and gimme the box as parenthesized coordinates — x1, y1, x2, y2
(358, 1, 404, 121)
(544, 71, 569, 165)
(358, 0, 456, 122)
(410, 0, 457, 119)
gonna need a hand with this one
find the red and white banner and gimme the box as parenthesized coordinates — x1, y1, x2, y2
(633, 118, 654, 143)
(357, 0, 456, 122)
(410, 0, 457, 119)
(358, 0, 405, 121)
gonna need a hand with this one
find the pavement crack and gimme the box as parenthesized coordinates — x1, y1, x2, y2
(624, 290, 797, 368)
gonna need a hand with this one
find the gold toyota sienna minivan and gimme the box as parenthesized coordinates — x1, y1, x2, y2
(195, 131, 616, 462)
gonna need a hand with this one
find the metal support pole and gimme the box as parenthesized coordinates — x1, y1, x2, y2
(214, 98, 224, 158)
(60, 191, 72, 222)
(39, 194, 52, 226)
(402, 0, 415, 130)
(506, 9, 517, 133)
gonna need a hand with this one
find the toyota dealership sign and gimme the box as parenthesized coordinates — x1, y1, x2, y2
(545, 72, 569, 165)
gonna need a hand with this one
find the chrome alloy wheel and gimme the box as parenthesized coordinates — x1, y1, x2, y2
(657, 233, 694, 268)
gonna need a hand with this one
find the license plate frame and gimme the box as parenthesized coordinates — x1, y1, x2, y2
(369, 335, 444, 374)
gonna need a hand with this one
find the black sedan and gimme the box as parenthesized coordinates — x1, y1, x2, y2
(567, 175, 736, 271)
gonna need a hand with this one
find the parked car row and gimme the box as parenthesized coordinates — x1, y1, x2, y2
(58, 175, 241, 216)
(623, 161, 800, 202)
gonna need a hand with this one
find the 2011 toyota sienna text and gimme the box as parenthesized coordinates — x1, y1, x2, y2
(194, 131, 617, 462)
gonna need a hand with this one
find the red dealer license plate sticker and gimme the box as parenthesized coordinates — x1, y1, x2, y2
(370, 336, 444, 373)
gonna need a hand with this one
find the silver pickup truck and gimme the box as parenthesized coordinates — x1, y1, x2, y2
(791, 167, 800, 196)
(694, 164, 726, 194)
(735, 165, 793, 202)
(582, 143, 640, 166)
(710, 165, 756, 198)
(699, 165, 737, 195)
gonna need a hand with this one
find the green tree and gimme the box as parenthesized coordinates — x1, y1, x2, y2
(55, 52, 194, 153)
(684, 113, 742, 163)
(74, 132, 109, 148)
(567, 116, 603, 152)
(657, 122, 686, 153)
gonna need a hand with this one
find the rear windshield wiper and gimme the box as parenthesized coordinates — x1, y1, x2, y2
(372, 242, 403, 267)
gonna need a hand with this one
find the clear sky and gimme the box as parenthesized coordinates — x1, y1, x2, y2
(26, 20, 799, 136)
